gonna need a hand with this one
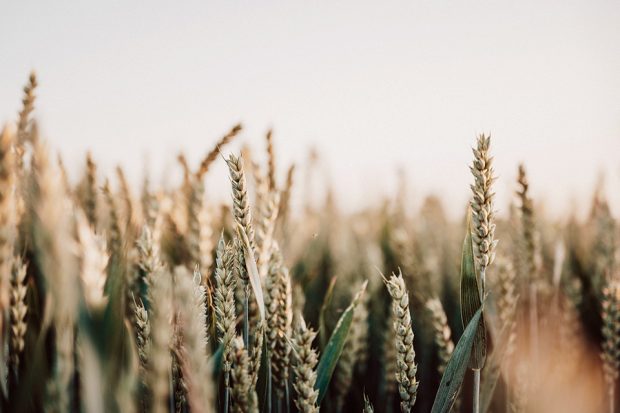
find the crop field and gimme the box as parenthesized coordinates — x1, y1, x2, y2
(0, 72, 617, 413)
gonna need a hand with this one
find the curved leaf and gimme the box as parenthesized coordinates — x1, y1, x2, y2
(431, 306, 484, 413)
(319, 276, 338, 350)
(315, 281, 367, 404)
(460, 217, 486, 369)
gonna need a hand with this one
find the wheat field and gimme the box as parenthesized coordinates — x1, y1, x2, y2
(0, 72, 617, 413)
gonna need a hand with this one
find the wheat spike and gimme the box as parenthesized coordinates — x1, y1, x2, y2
(84, 152, 98, 228)
(601, 277, 620, 409)
(384, 271, 418, 413)
(425, 297, 455, 376)
(265, 242, 293, 398)
(363, 394, 375, 413)
(147, 269, 173, 413)
(77, 212, 109, 309)
(103, 179, 124, 262)
(0, 126, 16, 336)
(9, 256, 28, 376)
(266, 129, 276, 190)
(230, 336, 256, 413)
(256, 190, 280, 278)
(173, 266, 212, 412)
(16, 71, 37, 166)
(516, 164, 538, 282)
(186, 177, 213, 273)
(470, 134, 497, 286)
(215, 234, 238, 364)
(196, 124, 242, 179)
(292, 316, 319, 413)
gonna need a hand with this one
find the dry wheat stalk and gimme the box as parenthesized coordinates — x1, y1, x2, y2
(265, 242, 293, 398)
(16, 71, 37, 163)
(384, 271, 418, 413)
(84, 152, 98, 228)
(292, 316, 319, 413)
(265, 129, 276, 190)
(196, 124, 243, 179)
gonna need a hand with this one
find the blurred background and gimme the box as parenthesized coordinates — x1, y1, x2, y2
(0, 0, 619, 217)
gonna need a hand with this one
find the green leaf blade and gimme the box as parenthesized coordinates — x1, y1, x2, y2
(431, 306, 484, 413)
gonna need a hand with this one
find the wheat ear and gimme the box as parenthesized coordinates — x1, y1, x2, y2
(84, 152, 98, 228)
(9, 256, 28, 376)
(384, 270, 418, 413)
(470, 134, 497, 289)
(173, 266, 212, 412)
(196, 124, 242, 179)
(147, 269, 173, 413)
(601, 277, 620, 413)
(230, 336, 256, 413)
(265, 242, 293, 399)
(292, 316, 319, 413)
(0, 126, 16, 340)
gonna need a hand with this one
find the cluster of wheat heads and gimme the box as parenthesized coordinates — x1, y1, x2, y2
(0, 73, 619, 413)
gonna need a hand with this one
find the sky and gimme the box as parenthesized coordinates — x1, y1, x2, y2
(1, 1, 619, 218)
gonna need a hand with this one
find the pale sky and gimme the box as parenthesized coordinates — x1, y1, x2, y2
(1, 1, 619, 218)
